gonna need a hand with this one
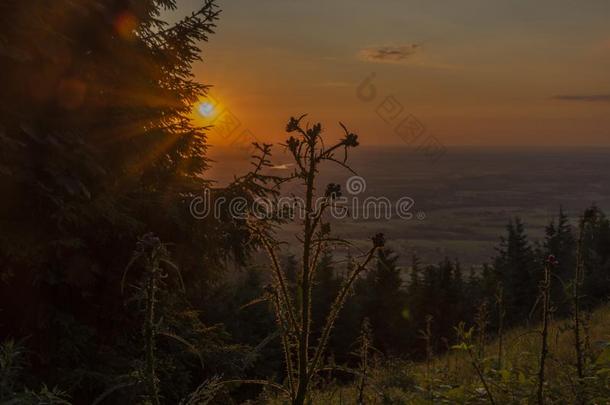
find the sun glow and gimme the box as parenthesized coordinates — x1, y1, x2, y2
(192, 97, 223, 125)
(190, 97, 229, 145)
(198, 102, 215, 117)
(190, 95, 257, 148)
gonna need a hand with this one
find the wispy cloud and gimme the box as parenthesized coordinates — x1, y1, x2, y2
(358, 44, 420, 64)
(357, 44, 457, 69)
(270, 163, 293, 170)
(552, 94, 610, 103)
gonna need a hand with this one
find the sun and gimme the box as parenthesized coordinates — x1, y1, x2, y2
(198, 101, 215, 118)
(190, 97, 234, 145)
(191, 97, 223, 127)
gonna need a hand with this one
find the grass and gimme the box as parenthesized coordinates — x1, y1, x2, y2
(261, 304, 610, 404)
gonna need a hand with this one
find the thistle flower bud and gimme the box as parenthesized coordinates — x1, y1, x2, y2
(325, 183, 341, 199)
(286, 136, 299, 152)
(545, 254, 559, 266)
(344, 133, 359, 147)
(286, 117, 300, 133)
(372, 233, 385, 248)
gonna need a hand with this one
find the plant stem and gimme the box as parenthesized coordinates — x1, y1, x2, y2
(295, 137, 317, 405)
(468, 348, 496, 405)
(145, 263, 160, 405)
(573, 223, 584, 382)
(496, 285, 504, 369)
(356, 322, 369, 405)
(537, 263, 551, 405)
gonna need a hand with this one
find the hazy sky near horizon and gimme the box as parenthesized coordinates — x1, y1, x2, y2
(173, 0, 610, 147)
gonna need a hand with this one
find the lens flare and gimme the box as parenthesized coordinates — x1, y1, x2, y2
(115, 11, 138, 40)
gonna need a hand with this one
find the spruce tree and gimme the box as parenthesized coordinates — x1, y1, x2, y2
(579, 206, 610, 306)
(543, 207, 576, 314)
(311, 250, 341, 333)
(0, 0, 225, 319)
(493, 218, 538, 324)
(0, 1, 271, 399)
(360, 248, 409, 354)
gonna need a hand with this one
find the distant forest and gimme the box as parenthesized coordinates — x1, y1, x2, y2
(1, 1, 609, 404)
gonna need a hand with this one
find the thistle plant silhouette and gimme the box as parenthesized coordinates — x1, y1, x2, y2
(246, 115, 385, 404)
(122, 233, 183, 405)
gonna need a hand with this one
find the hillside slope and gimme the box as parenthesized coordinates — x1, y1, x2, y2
(266, 305, 610, 404)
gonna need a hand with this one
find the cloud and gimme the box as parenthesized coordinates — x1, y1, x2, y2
(357, 44, 457, 69)
(552, 94, 610, 103)
(358, 44, 420, 64)
(270, 163, 293, 170)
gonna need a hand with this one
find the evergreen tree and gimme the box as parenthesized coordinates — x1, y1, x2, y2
(579, 205, 610, 306)
(409, 257, 467, 355)
(0, 1, 272, 399)
(543, 207, 576, 314)
(436, 258, 464, 342)
(493, 218, 538, 324)
(480, 262, 498, 297)
(282, 254, 299, 289)
(408, 253, 422, 297)
(311, 250, 342, 332)
(359, 248, 409, 355)
(464, 266, 482, 318)
(405, 253, 423, 333)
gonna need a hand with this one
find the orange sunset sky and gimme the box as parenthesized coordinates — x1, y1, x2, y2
(171, 0, 610, 147)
